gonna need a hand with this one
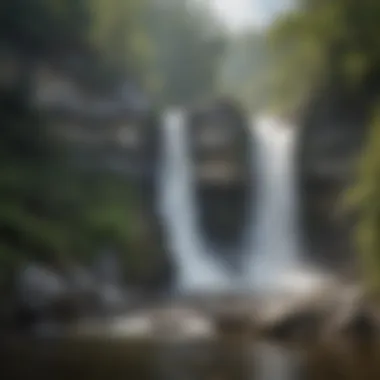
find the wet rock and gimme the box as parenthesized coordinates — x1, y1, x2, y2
(92, 250, 123, 284)
(324, 286, 380, 345)
(74, 306, 215, 342)
(253, 281, 380, 346)
(90, 251, 129, 313)
(66, 265, 95, 293)
(11, 261, 131, 331)
(335, 305, 380, 343)
(14, 264, 68, 319)
(196, 185, 252, 258)
(11, 264, 79, 329)
(190, 293, 256, 335)
(151, 307, 215, 341)
(168, 293, 258, 335)
(259, 306, 322, 343)
(187, 98, 253, 251)
(255, 289, 336, 344)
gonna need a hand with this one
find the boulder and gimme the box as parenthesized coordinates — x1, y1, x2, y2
(258, 304, 323, 343)
(11, 261, 130, 331)
(14, 264, 67, 313)
(73, 306, 215, 342)
(255, 285, 339, 344)
(323, 285, 380, 345)
(169, 292, 257, 335)
(254, 280, 380, 346)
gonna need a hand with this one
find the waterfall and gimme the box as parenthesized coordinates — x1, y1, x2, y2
(244, 116, 329, 295)
(159, 110, 231, 293)
(244, 116, 300, 290)
(155, 111, 328, 380)
(159, 111, 329, 295)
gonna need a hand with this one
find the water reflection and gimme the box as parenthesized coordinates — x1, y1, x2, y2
(252, 342, 304, 380)
(2, 336, 380, 380)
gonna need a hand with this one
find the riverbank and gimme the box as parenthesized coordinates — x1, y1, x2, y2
(2, 280, 378, 346)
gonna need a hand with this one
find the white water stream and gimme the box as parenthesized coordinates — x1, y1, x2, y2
(160, 111, 327, 296)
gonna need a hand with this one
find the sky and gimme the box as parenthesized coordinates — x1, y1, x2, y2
(208, 0, 293, 31)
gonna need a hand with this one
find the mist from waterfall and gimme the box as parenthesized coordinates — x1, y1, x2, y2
(158, 110, 231, 293)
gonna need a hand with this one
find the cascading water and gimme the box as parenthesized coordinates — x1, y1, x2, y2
(160, 110, 330, 296)
(243, 116, 322, 380)
(159, 110, 231, 293)
(244, 116, 300, 291)
(244, 116, 330, 295)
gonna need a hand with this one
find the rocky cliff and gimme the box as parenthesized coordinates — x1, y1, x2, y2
(187, 99, 254, 259)
(297, 97, 369, 272)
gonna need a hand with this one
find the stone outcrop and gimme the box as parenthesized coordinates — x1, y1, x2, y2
(187, 98, 254, 255)
(297, 97, 370, 272)
(255, 291, 335, 344)
(9, 260, 130, 331)
(255, 283, 380, 346)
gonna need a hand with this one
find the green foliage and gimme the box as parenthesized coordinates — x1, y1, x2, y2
(345, 105, 380, 291)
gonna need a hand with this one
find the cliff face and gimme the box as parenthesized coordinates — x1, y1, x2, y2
(187, 99, 254, 258)
(297, 98, 369, 272)
(34, 67, 173, 292)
